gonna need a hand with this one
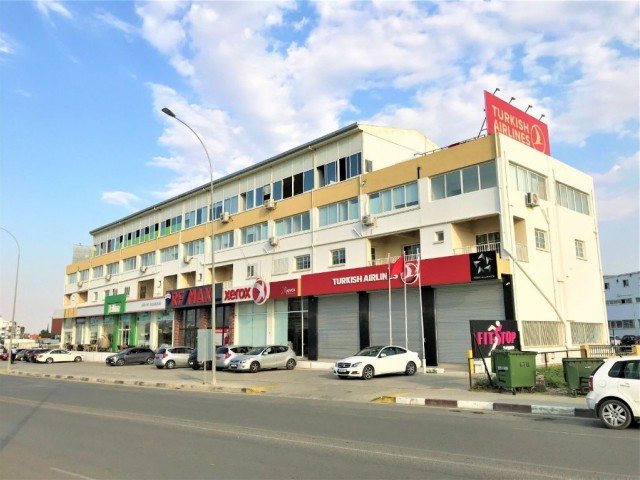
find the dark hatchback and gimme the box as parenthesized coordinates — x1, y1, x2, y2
(105, 347, 155, 366)
(621, 335, 640, 346)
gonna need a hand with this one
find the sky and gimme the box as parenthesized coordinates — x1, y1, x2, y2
(1, 1, 638, 335)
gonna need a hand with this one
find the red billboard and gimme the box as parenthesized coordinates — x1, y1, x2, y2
(484, 91, 550, 155)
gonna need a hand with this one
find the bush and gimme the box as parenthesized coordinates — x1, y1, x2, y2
(536, 365, 565, 389)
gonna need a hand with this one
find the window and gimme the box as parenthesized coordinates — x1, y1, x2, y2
(106, 262, 119, 275)
(331, 248, 346, 266)
(184, 210, 196, 229)
(214, 231, 234, 250)
(509, 164, 548, 199)
(434, 231, 444, 243)
(184, 239, 205, 257)
(247, 264, 257, 278)
(124, 286, 130, 297)
(604, 282, 609, 290)
(141, 252, 156, 267)
(68, 272, 77, 285)
(556, 182, 590, 215)
(403, 244, 420, 256)
(295, 254, 311, 271)
(623, 279, 630, 287)
(319, 198, 359, 226)
(476, 232, 501, 252)
(196, 206, 208, 225)
(534, 229, 547, 250)
(370, 182, 418, 214)
(275, 212, 311, 236)
(160, 246, 179, 262)
(241, 222, 268, 244)
(93, 292, 98, 302)
(431, 161, 496, 200)
(79, 269, 89, 282)
(92, 265, 104, 279)
(575, 240, 586, 259)
(273, 257, 289, 275)
(317, 153, 362, 187)
(123, 256, 137, 272)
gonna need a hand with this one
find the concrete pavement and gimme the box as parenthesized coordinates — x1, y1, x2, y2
(0, 358, 595, 419)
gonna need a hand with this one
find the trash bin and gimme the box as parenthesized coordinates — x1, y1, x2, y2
(491, 350, 537, 395)
(562, 358, 605, 397)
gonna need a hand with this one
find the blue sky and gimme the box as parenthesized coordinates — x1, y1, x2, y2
(1, 1, 638, 334)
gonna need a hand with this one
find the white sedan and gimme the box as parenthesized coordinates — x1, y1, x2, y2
(333, 345, 420, 380)
(36, 349, 84, 364)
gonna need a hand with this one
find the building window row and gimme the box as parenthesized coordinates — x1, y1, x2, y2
(609, 320, 637, 329)
(509, 164, 548, 199)
(556, 182, 589, 215)
(431, 161, 497, 201)
(370, 181, 418, 214)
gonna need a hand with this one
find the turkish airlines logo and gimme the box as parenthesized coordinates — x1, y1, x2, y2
(531, 124, 547, 153)
(252, 279, 270, 305)
(402, 262, 419, 285)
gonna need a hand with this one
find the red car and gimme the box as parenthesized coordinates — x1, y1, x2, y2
(0, 352, 8, 361)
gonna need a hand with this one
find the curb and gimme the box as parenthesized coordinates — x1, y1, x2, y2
(374, 395, 595, 418)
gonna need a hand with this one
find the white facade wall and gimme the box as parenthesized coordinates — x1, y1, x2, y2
(604, 272, 640, 337)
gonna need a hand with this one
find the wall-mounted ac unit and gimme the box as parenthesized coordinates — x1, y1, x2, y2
(140, 265, 147, 273)
(77, 281, 83, 288)
(105, 274, 112, 281)
(525, 192, 540, 207)
(269, 236, 279, 246)
(183, 256, 192, 264)
(221, 212, 230, 223)
(264, 199, 277, 210)
(362, 214, 376, 226)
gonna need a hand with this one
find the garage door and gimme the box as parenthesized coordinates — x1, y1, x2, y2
(436, 283, 505, 364)
(369, 289, 424, 355)
(317, 294, 360, 359)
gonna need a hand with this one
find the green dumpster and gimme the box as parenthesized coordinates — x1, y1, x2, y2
(562, 358, 605, 397)
(491, 350, 538, 394)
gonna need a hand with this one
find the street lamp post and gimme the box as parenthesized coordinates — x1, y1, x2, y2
(1, 227, 20, 373)
(161, 107, 216, 386)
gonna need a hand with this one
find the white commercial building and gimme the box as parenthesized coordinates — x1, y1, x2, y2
(59, 94, 608, 364)
(604, 272, 640, 339)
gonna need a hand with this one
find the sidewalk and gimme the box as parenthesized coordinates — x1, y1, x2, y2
(0, 359, 595, 419)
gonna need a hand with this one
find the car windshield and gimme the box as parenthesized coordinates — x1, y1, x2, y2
(355, 347, 382, 357)
(246, 346, 267, 356)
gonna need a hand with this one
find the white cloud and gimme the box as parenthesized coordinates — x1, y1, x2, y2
(0, 32, 15, 55)
(591, 153, 640, 222)
(101, 191, 140, 210)
(94, 11, 138, 36)
(36, 0, 72, 19)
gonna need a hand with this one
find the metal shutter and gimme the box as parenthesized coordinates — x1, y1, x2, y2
(369, 289, 424, 355)
(317, 294, 360, 359)
(436, 283, 505, 364)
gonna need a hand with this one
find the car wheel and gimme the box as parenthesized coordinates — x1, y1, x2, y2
(146, 357, 154, 365)
(155, 365, 164, 369)
(286, 358, 296, 370)
(46, 358, 53, 364)
(116, 359, 125, 366)
(166, 360, 176, 369)
(362, 365, 374, 380)
(74, 356, 82, 362)
(599, 399, 633, 429)
(192, 364, 201, 370)
(405, 361, 417, 376)
(249, 361, 260, 373)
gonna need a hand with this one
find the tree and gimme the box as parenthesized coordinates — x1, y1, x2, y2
(40, 329, 52, 339)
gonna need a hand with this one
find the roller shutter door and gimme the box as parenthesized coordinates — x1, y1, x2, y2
(436, 283, 505, 364)
(317, 294, 360, 359)
(369, 289, 424, 354)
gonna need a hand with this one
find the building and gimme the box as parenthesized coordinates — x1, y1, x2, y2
(59, 93, 608, 364)
(604, 272, 640, 339)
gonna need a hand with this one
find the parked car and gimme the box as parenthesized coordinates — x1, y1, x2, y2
(621, 335, 639, 346)
(14, 348, 29, 361)
(154, 346, 193, 369)
(36, 349, 83, 364)
(188, 348, 210, 370)
(215, 345, 252, 370)
(105, 347, 155, 366)
(333, 345, 420, 380)
(227, 345, 296, 373)
(586, 356, 640, 429)
(25, 348, 49, 362)
(0, 352, 8, 361)
(610, 336, 621, 346)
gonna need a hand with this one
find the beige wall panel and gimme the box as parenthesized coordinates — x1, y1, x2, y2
(419, 135, 495, 176)
(312, 179, 360, 206)
(180, 225, 209, 243)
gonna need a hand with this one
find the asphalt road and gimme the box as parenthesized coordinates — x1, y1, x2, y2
(1, 375, 638, 480)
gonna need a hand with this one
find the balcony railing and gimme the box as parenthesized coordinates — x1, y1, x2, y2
(369, 253, 420, 267)
(453, 242, 501, 256)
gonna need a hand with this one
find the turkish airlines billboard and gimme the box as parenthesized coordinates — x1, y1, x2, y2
(484, 91, 550, 155)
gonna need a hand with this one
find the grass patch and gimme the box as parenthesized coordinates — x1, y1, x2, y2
(471, 364, 570, 394)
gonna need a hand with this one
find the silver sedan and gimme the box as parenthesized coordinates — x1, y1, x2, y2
(227, 345, 297, 373)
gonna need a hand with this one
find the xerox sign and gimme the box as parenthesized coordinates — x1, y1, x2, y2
(485, 91, 550, 155)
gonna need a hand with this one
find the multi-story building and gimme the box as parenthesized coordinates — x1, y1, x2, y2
(604, 272, 640, 339)
(60, 96, 608, 364)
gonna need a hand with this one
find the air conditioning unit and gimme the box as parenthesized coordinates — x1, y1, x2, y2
(220, 212, 230, 223)
(264, 199, 277, 210)
(105, 274, 112, 281)
(140, 265, 147, 273)
(183, 256, 192, 264)
(525, 192, 540, 207)
(362, 214, 376, 226)
(269, 236, 279, 246)
(77, 281, 83, 288)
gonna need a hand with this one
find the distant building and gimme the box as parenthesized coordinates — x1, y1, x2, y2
(604, 272, 640, 338)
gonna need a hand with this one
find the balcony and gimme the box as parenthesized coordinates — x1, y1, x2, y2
(453, 242, 501, 256)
